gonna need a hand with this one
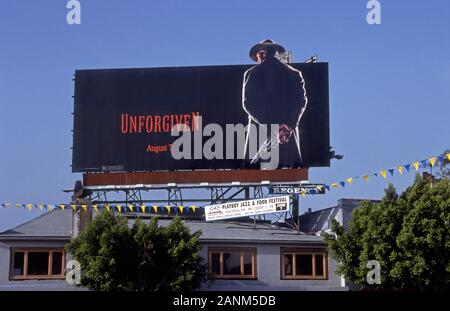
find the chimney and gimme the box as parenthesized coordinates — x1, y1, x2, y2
(72, 208, 93, 238)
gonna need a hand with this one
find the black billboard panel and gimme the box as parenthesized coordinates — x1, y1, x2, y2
(72, 62, 329, 172)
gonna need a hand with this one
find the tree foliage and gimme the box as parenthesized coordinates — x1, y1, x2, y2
(325, 174, 450, 291)
(67, 212, 208, 291)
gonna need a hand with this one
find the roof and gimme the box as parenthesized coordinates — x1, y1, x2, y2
(146, 218, 325, 244)
(0, 209, 324, 245)
(0, 209, 72, 240)
(298, 198, 380, 233)
(299, 206, 341, 234)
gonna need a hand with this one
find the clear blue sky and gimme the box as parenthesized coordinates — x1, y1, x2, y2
(1, 0, 449, 232)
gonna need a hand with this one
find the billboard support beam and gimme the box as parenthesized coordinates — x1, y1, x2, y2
(126, 189, 143, 205)
(292, 194, 300, 233)
(168, 188, 183, 206)
(66, 181, 318, 226)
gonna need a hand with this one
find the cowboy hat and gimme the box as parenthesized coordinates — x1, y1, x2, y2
(249, 39, 286, 61)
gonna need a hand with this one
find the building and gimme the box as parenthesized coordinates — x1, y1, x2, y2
(0, 209, 79, 290)
(299, 198, 378, 234)
(0, 200, 368, 291)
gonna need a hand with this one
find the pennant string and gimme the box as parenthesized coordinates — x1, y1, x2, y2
(1, 153, 446, 210)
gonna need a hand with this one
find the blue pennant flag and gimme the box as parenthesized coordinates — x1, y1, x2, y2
(438, 155, 445, 165)
(405, 164, 411, 172)
(325, 185, 330, 191)
(388, 168, 395, 176)
(340, 181, 345, 188)
(421, 160, 428, 168)
(373, 173, 378, 177)
(1, 204, 5, 208)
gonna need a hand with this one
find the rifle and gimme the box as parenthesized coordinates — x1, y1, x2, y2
(250, 128, 293, 164)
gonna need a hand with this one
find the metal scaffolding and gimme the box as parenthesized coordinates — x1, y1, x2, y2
(64, 181, 316, 229)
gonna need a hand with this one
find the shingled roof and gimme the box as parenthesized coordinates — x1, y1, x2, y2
(0, 209, 72, 240)
(0, 209, 323, 244)
(298, 198, 380, 234)
(139, 218, 324, 244)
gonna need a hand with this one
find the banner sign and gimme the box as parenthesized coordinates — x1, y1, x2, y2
(269, 185, 325, 195)
(205, 196, 289, 221)
(72, 63, 329, 172)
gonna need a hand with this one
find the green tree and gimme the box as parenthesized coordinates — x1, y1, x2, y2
(67, 212, 208, 291)
(325, 174, 450, 291)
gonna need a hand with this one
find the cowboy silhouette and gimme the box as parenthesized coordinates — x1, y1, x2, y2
(242, 39, 308, 168)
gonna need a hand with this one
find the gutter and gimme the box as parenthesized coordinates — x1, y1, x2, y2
(198, 238, 326, 245)
(0, 236, 71, 242)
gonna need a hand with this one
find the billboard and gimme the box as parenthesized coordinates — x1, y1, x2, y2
(72, 62, 329, 172)
(205, 196, 289, 221)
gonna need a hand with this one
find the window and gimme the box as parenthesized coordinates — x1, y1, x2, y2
(52, 252, 63, 275)
(28, 252, 49, 275)
(208, 248, 257, 279)
(281, 249, 327, 280)
(10, 249, 65, 280)
(13, 252, 24, 276)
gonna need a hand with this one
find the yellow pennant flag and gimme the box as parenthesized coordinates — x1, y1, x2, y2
(429, 157, 437, 167)
(331, 183, 338, 188)
(397, 166, 403, 175)
(179, 206, 184, 214)
(363, 175, 369, 182)
(316, 186, 323, 192)
(380, 170, 387, 179)
(92, 205, 98, 212)
(81, 205, 87, 212)
(60, 204, 65, 210)
(346, 178, 353, 184)
(26, 204, 33, 211)
(152, 206, 158, 213)
(16, 203, 21, 208)
(48, 205, 54, 211)
(166, 206, 171, 214)
(413, 162, 419, 171)
(128, 205, 134, 212)
(191, 205, 197, 213)
(446, 153, 450, 161)
(105, 205, 111, 212)
(71, 204, 77, 211)
(116, 205, 122, 213)
(140, 205, 146, 213)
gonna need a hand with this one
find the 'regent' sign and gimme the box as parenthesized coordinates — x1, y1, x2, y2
(269, 185, 325, 195)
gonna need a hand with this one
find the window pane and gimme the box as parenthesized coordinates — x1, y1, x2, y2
(13, 252, 25, 276)
(284, 254, 293, 276)
(28, 252, 49, 275)
(315, 254, 324, 276)
(52, 252, 63, 275)
(295, 254, 313, 276)
(243, 252, 253, 275)
(223, 252, 241, 275)
(210, 253, 220, 274)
